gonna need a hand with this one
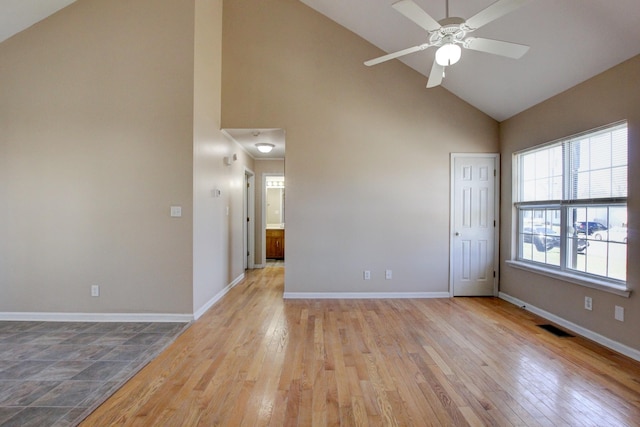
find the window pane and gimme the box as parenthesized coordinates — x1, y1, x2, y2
(574, 171, 590, 199)
(567, 205, 626, 281)
(519, 145, 562, 202)
(568, 123, 627, 200)
(589, 133, 611, 170)
(518, 208, 560, 266)
(608, 242, 627, 281)
(611, 127, 628, 167)
(585, 240, 609, 277)
(589, 169, 610, 198)
(612, 166, 627, 197)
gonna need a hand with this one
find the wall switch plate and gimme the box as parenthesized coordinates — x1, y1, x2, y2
(615, 305, 624, 322)
(170, 206, 182, 217)
(91, 285, 100, 297)
(385, 269, 392, 280)
(363, 270, 371, 280)
(584, 296, 592, 311)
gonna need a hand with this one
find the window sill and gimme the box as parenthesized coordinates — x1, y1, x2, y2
(506, 260, 631, 298)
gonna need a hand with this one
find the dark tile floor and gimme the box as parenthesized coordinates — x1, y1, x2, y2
(0, 320, 189, 426)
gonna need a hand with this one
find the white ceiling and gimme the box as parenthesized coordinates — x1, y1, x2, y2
(1, 0, 638, 156)
(0, 0, 77, 43)
(223, 129, 286, 160)
(301, 0, 640, 121)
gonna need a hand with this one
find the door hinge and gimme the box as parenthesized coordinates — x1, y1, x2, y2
(493, 169, 496, 177)
(493, 271, 496, 278)
(494, 220, 496, 227)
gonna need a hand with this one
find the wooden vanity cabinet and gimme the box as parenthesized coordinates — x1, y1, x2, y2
(266, 229, 285, 259)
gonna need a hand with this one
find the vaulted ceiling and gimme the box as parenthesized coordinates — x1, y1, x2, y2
(0, 0, 77, 44)
(301, 0, 640, 121)
(2, 0, 639, 122)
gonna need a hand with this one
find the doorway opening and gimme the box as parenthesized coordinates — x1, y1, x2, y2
(264, 175, 285, 263)
(221, 128, 285, 269)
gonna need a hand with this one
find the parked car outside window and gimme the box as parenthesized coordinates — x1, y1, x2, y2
(523, 227, 560, 252)
(575, 221, 607, 237)
(524, 227, 588, 253)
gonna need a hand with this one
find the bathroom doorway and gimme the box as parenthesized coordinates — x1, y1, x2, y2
(264, 175, 285, 261)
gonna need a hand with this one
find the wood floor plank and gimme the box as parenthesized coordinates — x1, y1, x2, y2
(81, 266, 640, 426)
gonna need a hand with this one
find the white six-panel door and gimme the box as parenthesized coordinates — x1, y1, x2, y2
(450, 154, 499, 296)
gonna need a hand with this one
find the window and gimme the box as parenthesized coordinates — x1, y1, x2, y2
(514, 122, 627, 288)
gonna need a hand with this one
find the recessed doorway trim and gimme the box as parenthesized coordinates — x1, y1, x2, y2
(244, 168, 255, 270)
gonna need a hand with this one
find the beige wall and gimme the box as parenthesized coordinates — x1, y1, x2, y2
(222, 0, 499, 294)
(500, 55, 640, 351)
(193, 0, 253, 315)
(253, 160, 285, 265)
(0, 0, 195, 315)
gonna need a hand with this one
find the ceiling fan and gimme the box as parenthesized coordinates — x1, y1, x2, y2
(364, 0, 530, 88)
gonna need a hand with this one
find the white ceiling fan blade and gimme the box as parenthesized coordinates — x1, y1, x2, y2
(464, 37, 529, 59)
(392, 0, 441, 32)
(427, 60, 444, 88)
(364, 44, 430, 66)
(465, 0, 529, 30)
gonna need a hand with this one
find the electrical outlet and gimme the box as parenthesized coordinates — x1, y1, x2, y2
(584, 296, 592, 311)
(91, 285, 100, 297)
(385, 269, 392, 280)
(363, 270, 371, 280)
(615, 305, 624, 322)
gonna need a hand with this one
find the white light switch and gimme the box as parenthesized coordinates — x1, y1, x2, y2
(170, 206, 182, 217)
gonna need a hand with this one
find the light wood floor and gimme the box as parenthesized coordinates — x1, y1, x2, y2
(82, 266, 640, 426)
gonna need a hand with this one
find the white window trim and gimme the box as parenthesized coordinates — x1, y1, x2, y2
(510, 121, 629, 296)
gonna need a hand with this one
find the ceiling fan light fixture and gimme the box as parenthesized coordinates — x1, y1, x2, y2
(435, 43, 461, 66)
(255, 143, 275, 153)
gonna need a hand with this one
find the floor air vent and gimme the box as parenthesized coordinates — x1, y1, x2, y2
(537, 324, 574, 337)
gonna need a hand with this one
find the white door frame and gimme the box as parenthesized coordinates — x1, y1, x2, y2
(261, 173, 284, 266)
(244, 168, 255, 270)
(449, 153, 500, 296)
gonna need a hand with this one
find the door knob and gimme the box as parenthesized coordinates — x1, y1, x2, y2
(455, 232, 460, 236)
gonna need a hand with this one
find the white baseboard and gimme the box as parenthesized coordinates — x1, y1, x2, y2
(0, 312, 192, 323)
(499, 292, 640, 362)
(193, 273, 245, 320)
(283, 292, 450, 299)
(0, 273, 247, 324)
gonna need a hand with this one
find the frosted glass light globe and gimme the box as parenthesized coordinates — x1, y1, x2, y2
(435, 43, 461, 66)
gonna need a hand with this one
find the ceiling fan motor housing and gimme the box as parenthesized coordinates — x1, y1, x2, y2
(429, 17, 467, 47)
